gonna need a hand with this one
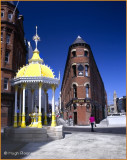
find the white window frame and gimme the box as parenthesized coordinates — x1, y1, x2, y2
(4, 78, 9, 90)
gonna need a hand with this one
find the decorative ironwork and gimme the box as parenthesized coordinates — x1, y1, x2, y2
(33, 26, 40, 51)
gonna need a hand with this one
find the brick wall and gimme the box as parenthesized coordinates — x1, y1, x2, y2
(1, 2, 27, 127)
(61, 41, 107, 125)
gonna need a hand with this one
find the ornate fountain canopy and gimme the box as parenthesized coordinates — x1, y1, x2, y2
(11, 26, 60, 89)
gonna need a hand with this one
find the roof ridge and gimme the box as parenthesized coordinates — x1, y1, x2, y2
(72, 35, 86, 44)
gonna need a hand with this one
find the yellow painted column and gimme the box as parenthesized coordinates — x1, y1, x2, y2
(38, 82, 43, 128)
(18, 88, 22, 126)
(44, 89, 48, 125)
(13, 85, 18, 128)
(21, 83, 26, 128)
(32, 113, 38, 127)
(51, 85, 56, 127)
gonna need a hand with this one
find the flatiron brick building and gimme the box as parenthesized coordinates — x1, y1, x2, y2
(61, 36, 107, 125)
(1, 1, 27, 127)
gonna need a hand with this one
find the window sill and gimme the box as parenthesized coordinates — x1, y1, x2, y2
(4, 89, 8, 91)
(77, 76, 84, 77)
(4, 62, 9, 64)
(71, 56, 77, 58)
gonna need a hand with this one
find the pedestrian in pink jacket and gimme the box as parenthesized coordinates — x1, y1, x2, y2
(89, 114, 95, 132)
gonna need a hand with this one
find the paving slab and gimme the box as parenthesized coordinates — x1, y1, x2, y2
(2, 127, 126, 159)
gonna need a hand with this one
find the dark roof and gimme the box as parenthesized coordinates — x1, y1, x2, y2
(72, 36, 86, 44)
(2, 1, 15, 7)
(8, 1, 14, 5)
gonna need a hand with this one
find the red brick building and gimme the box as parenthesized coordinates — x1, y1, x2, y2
(61, 36, 107, 125)
(1, 1, 27, 127)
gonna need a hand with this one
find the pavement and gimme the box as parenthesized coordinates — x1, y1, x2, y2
(1, 124, 126, 159)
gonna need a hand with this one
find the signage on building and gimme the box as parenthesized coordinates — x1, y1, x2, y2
(66, 98, 91, 106)
(85, 98, 91, 103)
(73, 99, 85, 103)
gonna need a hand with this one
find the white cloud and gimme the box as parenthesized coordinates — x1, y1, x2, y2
(48, 100, 58, 106)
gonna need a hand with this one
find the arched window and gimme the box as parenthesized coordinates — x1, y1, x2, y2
(72, 65, 76, 77)
(5, 51, 9, 62)
(73, 84, 77, 98)
(85, 65, 88, 76)
(8, 11, 13, 20)
(4, 78, 9, 90)
(84, 50, 88, 57)
(1, 32, 3, 42)
(6, 34, 10, 44)
(1, 10, 4, 18)
(72, 51, 76, 57)
(86, 84, 89, 98)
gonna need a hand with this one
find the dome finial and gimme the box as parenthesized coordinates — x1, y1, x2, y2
(33, 26, 40, 51)
(77, 35, 81, 39)
(36, 26, 37, 35)
(59, 71, 60, 80)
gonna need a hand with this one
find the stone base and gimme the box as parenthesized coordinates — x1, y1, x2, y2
(4, 125, 63, 142)
(45, 125, 64, 140)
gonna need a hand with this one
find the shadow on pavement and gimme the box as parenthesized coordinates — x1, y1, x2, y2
(63, 131, 72, 138)
(63, 126, 126, 135)
(1, 126, 126, 159)
(1, 133, 52, 159)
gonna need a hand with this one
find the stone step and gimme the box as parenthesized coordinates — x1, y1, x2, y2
(47, 132, 56, 137)
(47, 136, 60, 141)
(47, 129, 54, 132)
(4, 125, 63, 142)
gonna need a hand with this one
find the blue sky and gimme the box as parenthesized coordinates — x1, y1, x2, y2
(16, 1, 126, 105)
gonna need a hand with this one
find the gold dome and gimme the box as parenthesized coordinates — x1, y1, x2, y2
(16, 63, 54, 78)
(16, 26, 55, 79)
(29, 50, 43, 63)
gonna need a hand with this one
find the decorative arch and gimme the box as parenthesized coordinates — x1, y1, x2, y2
(84, 82, 90, 87)
(84, 63, 89, 66)
(71, 49, 76, 52)
(72, 82, 78, 87)
(71, 63, 77, 66)
(84, 49, 89, 52)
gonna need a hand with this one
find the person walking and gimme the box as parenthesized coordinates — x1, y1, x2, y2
(89, 114, 95, 132)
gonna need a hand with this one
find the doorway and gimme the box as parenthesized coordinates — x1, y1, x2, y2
(74, 112, 77, 125)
